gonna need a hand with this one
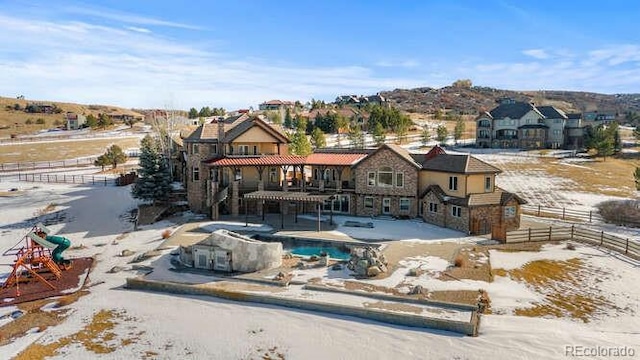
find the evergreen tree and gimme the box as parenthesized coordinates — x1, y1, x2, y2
(394, 116, 410, 144)
(98, 113, 112, 128)
(284, 108, 293, 128)
(634, 167, 640, 190)
(132, 135, 172, 203)
(436, 125, 448, 144)
(86, 114, 97, 128)
(634, 127, 640, 140)
(372, 122, 386, 145)
(199, 106, 212, 117)
(101, 145, 127, 169)
(94, 154, 109, 171)
(591, 125, 615, 161)
(290, 129, 312, 155)
(347, 125, 365, 148)
(454, 116, 465, 143)
(310, 127, 326, 149)
(421, 127, 431, 146)
(188, 108, 199, 119)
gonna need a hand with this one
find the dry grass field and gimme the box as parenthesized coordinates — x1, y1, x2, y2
(0, 138, 141, 163)
(0, 96, 143, 138)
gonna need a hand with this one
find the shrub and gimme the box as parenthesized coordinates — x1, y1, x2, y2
(454, 254, 466, 267)
(597, 200, 640, 227)
(36, 118, 45, 125)
(565, 242, 576, 250)
(161, 229, 172, 239)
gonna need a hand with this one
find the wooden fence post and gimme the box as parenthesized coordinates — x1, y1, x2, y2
(528, 228, 532, 242)
(537, 205, 541, 216)
(571, 225, 574, 239)
(562, 208, 565, 220)
(626, 239, 629, 254)
(600, 231, 604, 246)
(589, 211, 592, 222)
(548, 226, 552, 241)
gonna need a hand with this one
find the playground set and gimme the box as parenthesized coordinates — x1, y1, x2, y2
(1, 223, 93, 306)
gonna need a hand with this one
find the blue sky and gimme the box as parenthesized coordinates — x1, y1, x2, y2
(1, 0, 639, 109)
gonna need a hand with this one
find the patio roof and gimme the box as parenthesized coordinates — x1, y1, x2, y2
(207, 155, 307, 167)
(243, 191, 333, 203)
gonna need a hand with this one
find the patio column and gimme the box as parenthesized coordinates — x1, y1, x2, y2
(256, 167, 265, 218)
(281, 165, 290, 192)
(231, 179, 239, 217)
(336, 167, 344, 193)
(317, 202, 321, 232)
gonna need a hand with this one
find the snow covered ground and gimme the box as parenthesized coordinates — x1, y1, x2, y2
(1, 180, 639, 359)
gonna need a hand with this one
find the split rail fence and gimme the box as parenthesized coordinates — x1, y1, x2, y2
(17, 173, 117, 186)
(505, 225, 640, 260)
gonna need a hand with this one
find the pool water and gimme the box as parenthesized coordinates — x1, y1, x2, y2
(289, 246, 351, 260)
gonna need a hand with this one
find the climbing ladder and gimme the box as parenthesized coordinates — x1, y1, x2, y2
(1, 223, 62, 296)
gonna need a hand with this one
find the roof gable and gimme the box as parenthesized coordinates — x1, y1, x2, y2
(223, 117, 289, 143)
(490, 102, 541, 120)
(537, 105, 568, 119)
(353, 144, 421, 169)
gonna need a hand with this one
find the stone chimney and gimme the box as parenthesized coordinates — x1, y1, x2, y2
(218, 117, 225, 155)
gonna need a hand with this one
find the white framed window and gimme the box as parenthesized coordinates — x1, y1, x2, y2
(364, 196, 374, 209)
(451, 205, 462, 217)
(323, 169, 330, 180)
(192, 144, 199, 154)
(234, 168, 242, 181)
(212, 144, 217, 154)
(399, 198, 410, 211)
(449, 176, 458, 191)
(368, 172, 376, 186)
(269, 168, 277, 182)
(485, 176, 491, 191)
(396, 172, 404, 188)
(378, 167, 393, 187)
(192, 167, 200, 181)
(429, 202, 438, 213)
(253, 145, 258, 155)
(237, 145, 249, 155)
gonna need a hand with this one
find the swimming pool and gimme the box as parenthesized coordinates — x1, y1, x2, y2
(251, 234, 358, 260)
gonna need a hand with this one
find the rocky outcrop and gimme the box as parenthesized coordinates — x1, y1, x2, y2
(347, 246, 388, 277)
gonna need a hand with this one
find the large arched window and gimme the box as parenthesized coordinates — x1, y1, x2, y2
(378, 166, 393, 187)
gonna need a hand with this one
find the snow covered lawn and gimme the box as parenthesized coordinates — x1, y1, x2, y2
(1, 180, 639, 359)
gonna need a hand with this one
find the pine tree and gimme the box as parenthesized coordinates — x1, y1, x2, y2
(284, 108, 293, 128)
(188, 108, 198, 119)
(436, 125, 448, 144)
(372, 122, 386, 145)
(310, 127, 326, 149)
(421, 127, 431, 146)
(454, 116, 465, 143)
(347, 125, 365, 148)
(591, 125, 615, 161)
(132, 135, 172, 203)
(290, 130, 312, 155)
(101, 145, 127, 169)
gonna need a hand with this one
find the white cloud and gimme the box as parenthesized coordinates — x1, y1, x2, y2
(0, 14, 423, 109)
(522, 49, 550, 60)
(62, 5, 205, 30)
(126, 26, 152, 34)
(375, 59, 420, 68)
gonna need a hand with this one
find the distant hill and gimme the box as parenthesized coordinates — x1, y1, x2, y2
(0, 96, 144, 137)
(379, 86, 640, 121)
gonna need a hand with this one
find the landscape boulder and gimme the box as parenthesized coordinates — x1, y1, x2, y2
(347, 246, 388, 277)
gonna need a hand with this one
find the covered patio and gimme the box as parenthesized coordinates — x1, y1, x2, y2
(243, 191, 334, 231)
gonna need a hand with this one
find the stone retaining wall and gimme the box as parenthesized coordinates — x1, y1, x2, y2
(126, 277, 479, 336)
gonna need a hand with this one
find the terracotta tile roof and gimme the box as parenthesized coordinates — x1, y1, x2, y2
(305, 153, 367, 166)
(206, 155, 307, 167)
(422, 154, 501, 174)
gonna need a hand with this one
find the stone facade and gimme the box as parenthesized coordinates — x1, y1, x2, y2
(353, 147, 418, 218)
(421, 192, 445, 227)
(186, 142, 218, 213)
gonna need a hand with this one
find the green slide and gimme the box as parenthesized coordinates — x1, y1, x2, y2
(45, 235, 71, 264)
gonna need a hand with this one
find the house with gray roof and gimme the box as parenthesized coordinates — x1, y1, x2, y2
(476, 99, 584, 150)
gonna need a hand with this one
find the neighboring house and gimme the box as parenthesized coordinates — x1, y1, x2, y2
(258, 100, 295, 111)
(565, 113, 584, 149)
(537, 106, 567, 149)
(476, 98, 584, 150)
(419, 146, 525, 234)
(582, 111, 617, 126)
(335, 93, 388, 108)
(65, 112, 86, 130)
